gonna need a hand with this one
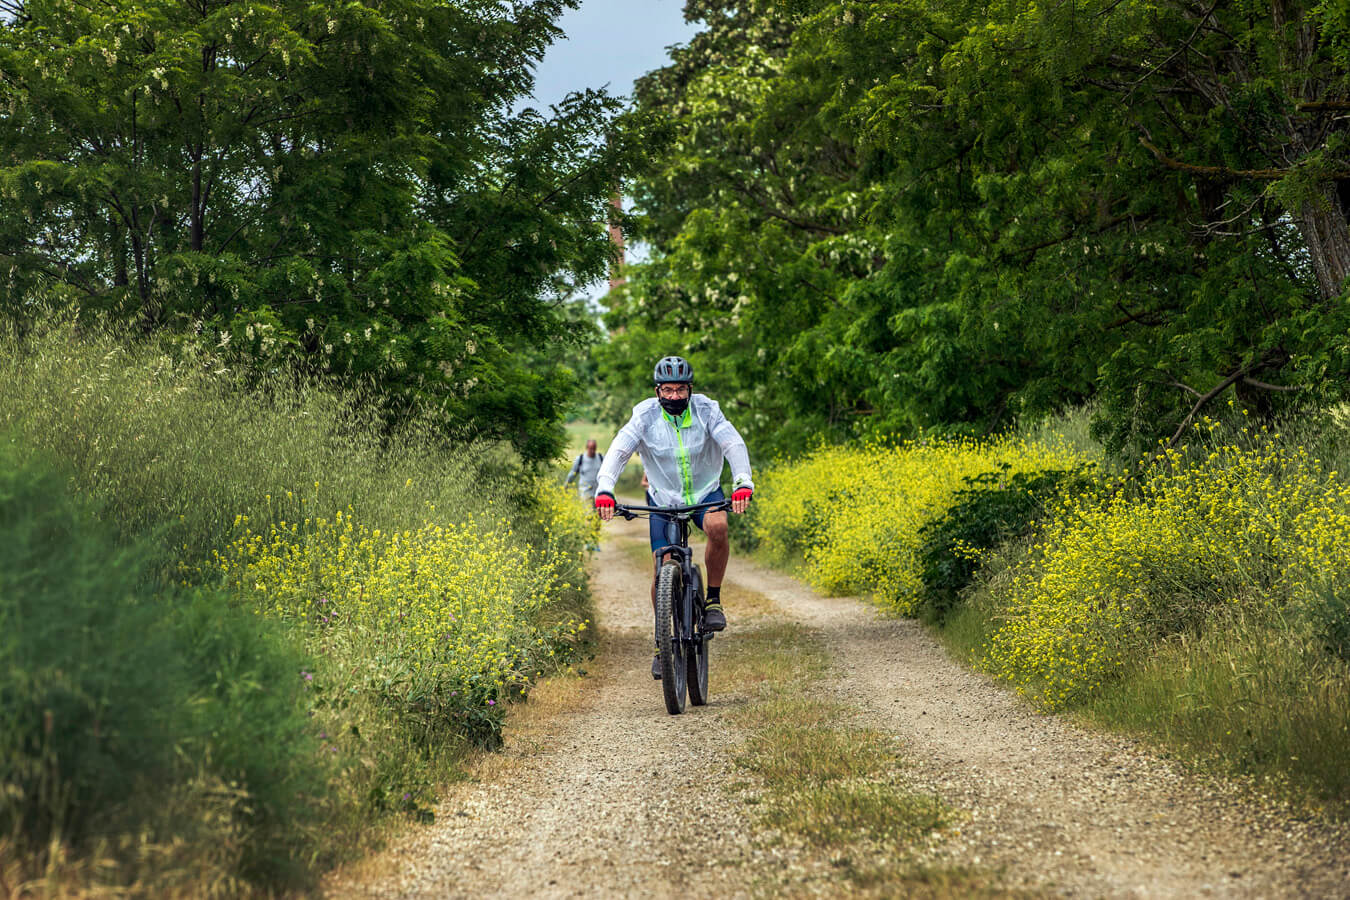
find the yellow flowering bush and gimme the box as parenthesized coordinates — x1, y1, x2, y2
(982, 436, 1350, 707)
(215, 485, 593, 744)
(753, 437, 1089, 614)
(531, 483, 603, 559)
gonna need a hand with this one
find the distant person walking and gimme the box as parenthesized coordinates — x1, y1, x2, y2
(565, 439, 604, 501)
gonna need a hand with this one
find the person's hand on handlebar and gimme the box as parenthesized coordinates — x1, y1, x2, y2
(731, 486, 753, 515)
(595, 492, 616, 522)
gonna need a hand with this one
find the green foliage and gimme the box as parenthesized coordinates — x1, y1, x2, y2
(0, 316, 596, 892)
(0, 442, 180, 843)
(1306, 583, 1350, 664)
(171, 594, 328, 884)
(916, 465, 1095, 623)
(603, 1, 1350, 456)
(0, 440, 325, 887)
(0, 1, 649, 462)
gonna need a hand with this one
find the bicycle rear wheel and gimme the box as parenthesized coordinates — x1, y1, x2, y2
(687, 564, 710, 706)
(655, 561, 687, 714)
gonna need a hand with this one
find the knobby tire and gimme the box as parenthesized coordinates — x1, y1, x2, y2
(687, 564, 710, 706)
(656, 561, 687, 714)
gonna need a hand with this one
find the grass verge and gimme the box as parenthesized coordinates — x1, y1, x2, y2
(940, 541, 1350, 817)
(718, 620, 1006, 896)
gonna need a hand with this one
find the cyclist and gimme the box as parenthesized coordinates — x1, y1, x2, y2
(593, 356, 754, 679)
(564, 438, 604, 501)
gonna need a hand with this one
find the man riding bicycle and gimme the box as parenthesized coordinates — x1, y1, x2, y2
(593, 356, 754, 679)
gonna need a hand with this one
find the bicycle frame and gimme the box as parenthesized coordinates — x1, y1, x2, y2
(615, 497, 731, 600)
(614, 498, 730, 712)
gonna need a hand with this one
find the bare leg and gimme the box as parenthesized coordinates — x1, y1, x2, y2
(702, 510, 729, 588)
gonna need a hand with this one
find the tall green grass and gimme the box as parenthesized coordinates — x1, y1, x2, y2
(0, 316, 505, 569)
(0, 442, 325, 891)
(0, 315, 595, 894)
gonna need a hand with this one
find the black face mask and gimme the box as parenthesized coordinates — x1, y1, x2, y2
(658, 394, 690, 417)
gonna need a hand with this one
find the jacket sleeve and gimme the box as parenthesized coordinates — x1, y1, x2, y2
(563, 454, 581, 485)
(704, 399, 753, 491)
(594, 410, 643, 496)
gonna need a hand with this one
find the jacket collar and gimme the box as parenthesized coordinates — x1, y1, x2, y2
(661, 405, 693, 428)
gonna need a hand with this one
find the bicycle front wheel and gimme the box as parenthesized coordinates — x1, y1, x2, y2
(656, 561, 687, 714)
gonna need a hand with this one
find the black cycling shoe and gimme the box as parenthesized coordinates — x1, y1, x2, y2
(704, 603, 727, 632)
(651, 653, 662, 680)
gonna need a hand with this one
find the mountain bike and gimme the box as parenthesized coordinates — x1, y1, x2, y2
(614, 498, 731, 715)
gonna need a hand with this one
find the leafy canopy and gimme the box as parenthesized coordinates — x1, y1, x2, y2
(603, 0, 1350, 455)
(0, 0, 648, 461)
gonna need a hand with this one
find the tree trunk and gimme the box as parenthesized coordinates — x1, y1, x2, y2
(113, 222, 129, 288)
(191, 151, 204, 252)
(1298, 181, 1350, 301)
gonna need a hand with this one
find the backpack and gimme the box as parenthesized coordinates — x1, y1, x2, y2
(575, 451, 603, 468)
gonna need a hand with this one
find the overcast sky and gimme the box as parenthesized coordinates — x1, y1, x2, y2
(528, 1, 700, 300)
(529, 0, 699, 110)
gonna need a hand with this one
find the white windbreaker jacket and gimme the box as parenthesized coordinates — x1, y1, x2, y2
(594, 394, 753, 507)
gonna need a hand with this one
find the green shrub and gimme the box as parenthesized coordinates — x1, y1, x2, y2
(916, 465, 1096, 623)
(1305, 583, 1350, 664)
(0, 441, 180, 844)
(171, 593, 327, 885)
(0, 441, 324, 888)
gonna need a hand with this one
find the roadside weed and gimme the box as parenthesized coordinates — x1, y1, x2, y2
(752, 437, 1090, 613)
(719, 624, 998, 895)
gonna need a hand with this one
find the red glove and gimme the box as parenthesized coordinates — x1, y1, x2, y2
(594, 492, 615, 510)
(732, 487, 753, 502)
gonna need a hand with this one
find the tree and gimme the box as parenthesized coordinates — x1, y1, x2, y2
(604, 0, 1350, 455)
(600, 1, 881, 452)
(0, 0, 645, 461)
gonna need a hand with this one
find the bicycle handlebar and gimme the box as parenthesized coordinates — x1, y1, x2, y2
(613, 498, 732, 521)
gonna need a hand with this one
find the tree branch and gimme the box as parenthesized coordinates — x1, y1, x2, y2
(1139, 137, 1350, 180)
(1165, 365, 1250, 449)
(1241, 375, 1300, 393)
(1296, 100, 1350, 112)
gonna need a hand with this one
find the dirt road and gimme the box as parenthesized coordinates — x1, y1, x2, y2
(328, 515, 1349, 898)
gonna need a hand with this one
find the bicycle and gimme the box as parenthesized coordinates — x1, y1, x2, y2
(613, 498, 731, 715)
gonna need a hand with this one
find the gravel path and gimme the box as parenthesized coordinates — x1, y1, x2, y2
(734, 565, 1350, 898)
(326, 516, 778, 899)
(328, 517, 1350, 899)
